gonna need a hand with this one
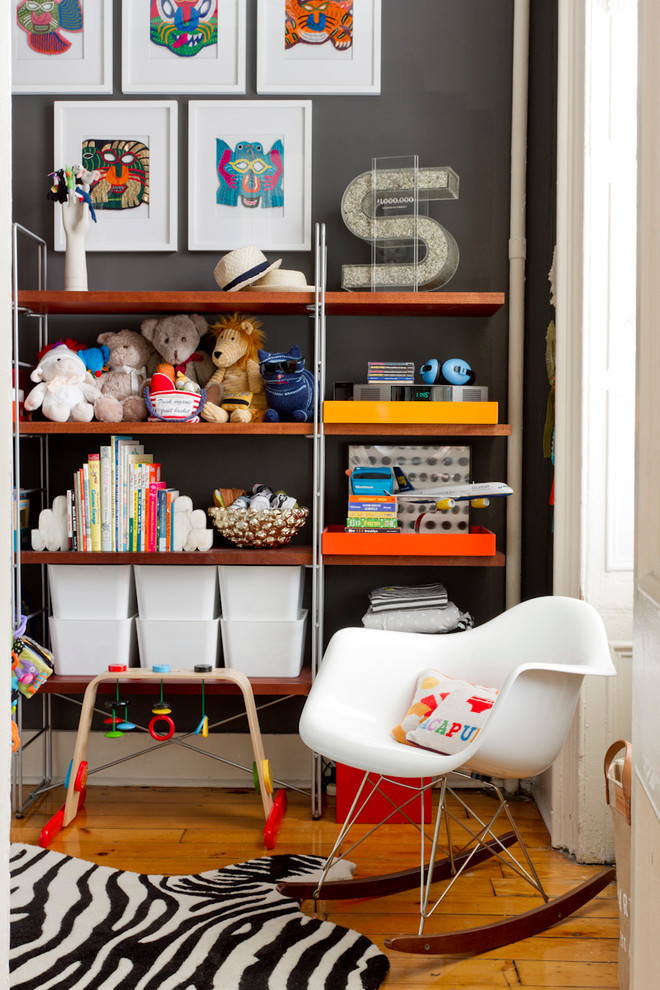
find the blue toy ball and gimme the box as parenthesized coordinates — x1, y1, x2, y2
(420, 357, 474, 386)
(441, 358, 474, 386)
(420, 358, 440, 385)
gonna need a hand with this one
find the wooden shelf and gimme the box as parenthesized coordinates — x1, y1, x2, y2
(18, 421, 312, 436)
(323, 552, 505, 567)
(40, 670, 312, 697)
(16, 289, 504, 318)
(20, 548, 313, 565)
(325, 291, 505, 316)
(324, 423, 511, 436)
(18, 420, 510, 437)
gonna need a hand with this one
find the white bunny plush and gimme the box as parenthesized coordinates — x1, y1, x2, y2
(172, 496, 214, 552)
(24, 344, 102, 423)
(31, 495, 68, 552)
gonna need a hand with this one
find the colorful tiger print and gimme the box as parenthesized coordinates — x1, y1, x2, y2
(150, 0, 217, 57)
(285, 0, 353, 50)
(81, 140, 149, 211)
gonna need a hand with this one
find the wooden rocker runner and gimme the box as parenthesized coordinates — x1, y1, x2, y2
(277, 598, 617, 956)
(40, 665, 287, 849)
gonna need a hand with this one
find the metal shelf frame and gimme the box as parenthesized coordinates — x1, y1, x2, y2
(10, 221, 329, 821)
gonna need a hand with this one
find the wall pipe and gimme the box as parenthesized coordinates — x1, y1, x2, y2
(506, 0, 530, 608)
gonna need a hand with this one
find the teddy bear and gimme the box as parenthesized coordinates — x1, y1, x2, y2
(24, 344, 102, 422)
(93, 329, 155, 422)
(140, 314, 215, 388)
(201, 314, 268, 424)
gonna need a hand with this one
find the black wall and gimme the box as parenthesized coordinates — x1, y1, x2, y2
(13, 1, 557, 731)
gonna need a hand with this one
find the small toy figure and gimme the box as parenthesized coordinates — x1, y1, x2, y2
(78, 344, 110, 378)
(258, 345, 316, 422)
(202, 314, 268, 423)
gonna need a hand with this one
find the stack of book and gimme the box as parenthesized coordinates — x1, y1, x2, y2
(345, 493, 399, 533)
(65, 435, 179, 552)
(367, 361, 415, 385)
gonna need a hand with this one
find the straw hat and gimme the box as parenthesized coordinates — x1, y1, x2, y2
(250, 268, 316, 293)
(213, 245, 281, 292)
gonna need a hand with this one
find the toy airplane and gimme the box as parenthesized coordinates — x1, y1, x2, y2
(393, 465, 513, 509)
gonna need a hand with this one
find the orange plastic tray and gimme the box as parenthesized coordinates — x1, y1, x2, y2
(323, 400, 499, 424)
(322, 525, 497, 556)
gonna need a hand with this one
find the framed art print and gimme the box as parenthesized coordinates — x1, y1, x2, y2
(12, 0, 112, 94)
(121, 0, 246, 94)
(53, 101, 178, 252)
(188, 100, 312, 251)
(256, 0, 381, 95)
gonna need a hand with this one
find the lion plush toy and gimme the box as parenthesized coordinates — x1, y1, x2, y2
(201, 314, 267, 424)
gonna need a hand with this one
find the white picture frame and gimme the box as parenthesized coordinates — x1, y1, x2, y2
(256, 0, 380, 95)
(188, 100, 312, 252)
(53, 101, 178, 253)
(12, 0, 112, 94)
(121, 0, 246, 94)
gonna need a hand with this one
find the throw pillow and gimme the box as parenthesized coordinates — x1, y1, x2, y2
(392, 668, 498, 755)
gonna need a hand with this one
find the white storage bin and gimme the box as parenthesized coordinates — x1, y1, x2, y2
(136, 618, 222, 668)
(217, 566, 305, 621)
(48, 565, 136, 619)
(49, 616, 138, 674)
(221, 611, 307, 677)
(135, 566, 220, 619)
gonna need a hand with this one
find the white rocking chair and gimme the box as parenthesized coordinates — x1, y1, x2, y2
(279, 596, 616, 955)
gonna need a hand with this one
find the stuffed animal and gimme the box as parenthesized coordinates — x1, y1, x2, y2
(93, 329, 155, 422)
(24, 345, 102, 423)
(258, 345, 316, 422)
(78, 344, 109, 379)
(201, 314, 267, 423)
(140, 314, 215, 387)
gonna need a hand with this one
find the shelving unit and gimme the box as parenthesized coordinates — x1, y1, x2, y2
(12, 221, 507, 822)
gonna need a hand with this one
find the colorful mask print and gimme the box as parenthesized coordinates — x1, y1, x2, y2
(216, 138, 284, 209)
(16, 0, 83, 55)
(150, 0, 217, 57)
(81, 140, 150, 211)
(284, 0, 353, 50)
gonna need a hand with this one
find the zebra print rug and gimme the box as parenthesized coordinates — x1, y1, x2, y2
(10, 843, 389, 990)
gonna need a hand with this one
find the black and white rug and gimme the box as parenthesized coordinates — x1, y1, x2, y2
(10, 844, 389, 990)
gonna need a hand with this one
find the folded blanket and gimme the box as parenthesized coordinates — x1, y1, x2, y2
(362, 601, 474, 634)
(368, 582, 448, 613)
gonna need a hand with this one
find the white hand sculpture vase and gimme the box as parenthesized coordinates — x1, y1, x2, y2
(61, 196, 90, 291)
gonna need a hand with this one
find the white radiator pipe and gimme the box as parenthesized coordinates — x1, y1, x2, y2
(506, 0, 530, 607)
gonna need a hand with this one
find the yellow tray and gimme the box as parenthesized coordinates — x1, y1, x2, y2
(323, 401, 499, 424)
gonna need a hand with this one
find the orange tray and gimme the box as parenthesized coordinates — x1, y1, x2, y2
(323, 401, 499, 424)
(322, 525, 497, 556)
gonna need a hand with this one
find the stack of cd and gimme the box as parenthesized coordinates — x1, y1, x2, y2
(367, 361, 414, 384)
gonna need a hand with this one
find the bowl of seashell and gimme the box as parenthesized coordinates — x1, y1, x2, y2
(207, 504, 309, 548)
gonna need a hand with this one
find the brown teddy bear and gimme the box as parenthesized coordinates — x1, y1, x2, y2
(93, 329, 155, 422)
(140, 314, 215, 388)
(201, 314, 268, 424)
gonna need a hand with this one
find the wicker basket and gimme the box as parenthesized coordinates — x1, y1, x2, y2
(208, 505, 309, 548)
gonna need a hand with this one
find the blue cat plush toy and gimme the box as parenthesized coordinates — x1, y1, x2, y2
(258, 345, 316, 422)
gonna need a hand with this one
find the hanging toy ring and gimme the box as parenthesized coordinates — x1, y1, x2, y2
(148, 715, 175, 741)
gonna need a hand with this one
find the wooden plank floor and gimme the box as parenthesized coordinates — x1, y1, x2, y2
(10, 785, 619, 989)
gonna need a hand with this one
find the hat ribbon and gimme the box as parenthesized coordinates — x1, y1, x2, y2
(222, 259, 270, 291)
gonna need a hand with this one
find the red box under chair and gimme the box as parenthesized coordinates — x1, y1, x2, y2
(335, 763, 432, 824)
